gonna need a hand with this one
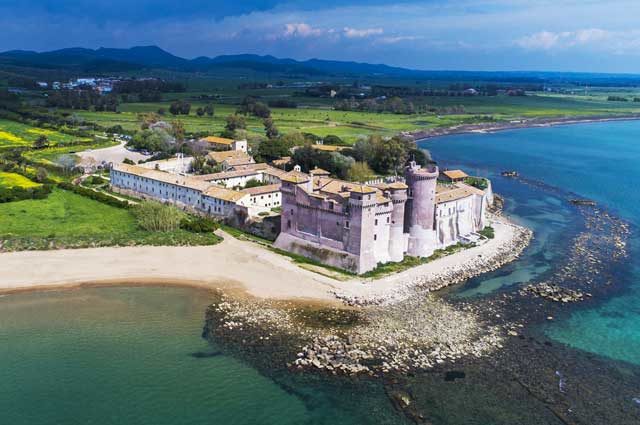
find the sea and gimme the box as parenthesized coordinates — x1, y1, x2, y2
(1, 120, 640, 424)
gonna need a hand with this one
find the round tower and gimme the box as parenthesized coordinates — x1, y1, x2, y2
(387, 184, 408, 262)
(405, 161, 439, 258)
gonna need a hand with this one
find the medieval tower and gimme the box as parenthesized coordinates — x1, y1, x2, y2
(404, 161, 439, 258)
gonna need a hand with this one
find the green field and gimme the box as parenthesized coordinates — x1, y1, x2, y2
(0, 188, 221, 251)
(0, 118, 86, 150)
(0, 172, 41, 189)
(62, 92, 640, 145)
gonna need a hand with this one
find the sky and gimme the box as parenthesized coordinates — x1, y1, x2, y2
(1, 0, 640, 73)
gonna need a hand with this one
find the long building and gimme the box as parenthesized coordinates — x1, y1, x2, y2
(273, 162, 488, 274)
(109, 163, 282, 219)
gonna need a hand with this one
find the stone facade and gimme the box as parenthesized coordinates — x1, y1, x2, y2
(274, 162, 489, 274)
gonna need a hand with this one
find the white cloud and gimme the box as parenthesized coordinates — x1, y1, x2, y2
(516, 28, 614, 50)
(343, 27, 384, 38)
(376, 35, 422, 44)
(283, 22, 323, 38)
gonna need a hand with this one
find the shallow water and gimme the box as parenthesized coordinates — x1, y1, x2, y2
(422, 120, 640, 366)
(0, 287, 402, 425)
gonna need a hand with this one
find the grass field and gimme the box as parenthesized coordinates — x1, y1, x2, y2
(0, 188, 222, 251)
(0, 172, 41, 189)
(0, 118, 86, 150)
(61, 92, 640, 145)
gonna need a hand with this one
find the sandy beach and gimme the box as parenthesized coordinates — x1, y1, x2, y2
(0, 216, 530, 303)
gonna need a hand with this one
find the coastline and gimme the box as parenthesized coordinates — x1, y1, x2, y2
(0, 216, 531, 305)
(409, 113, 640, 141)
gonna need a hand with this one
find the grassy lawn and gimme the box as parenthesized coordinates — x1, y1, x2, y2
(0, 172, 41, 189)
(0, 118, 87, 150)
(0, 188, 221, 251)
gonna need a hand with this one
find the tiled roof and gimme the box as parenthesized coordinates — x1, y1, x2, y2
(442, 169, 468, 180)
(201, 136, 235, 145)
(112, 163, 211, 191)
(436, 182, 484, 203)
(241, 184, 281, 196)
(208, 150, 252, 163)
(310, 144, 347, 152)
(203, 186, 247, 202)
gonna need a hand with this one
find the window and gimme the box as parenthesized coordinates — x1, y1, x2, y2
(387, 217, 390, 223)
(374, 234, 377, 241)
(345, 221, 350, 229)
(375, 219, 378, 226)
(287, 220, 291, 229)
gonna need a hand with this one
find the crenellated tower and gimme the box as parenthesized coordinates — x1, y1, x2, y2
(404, 161, 439, 258)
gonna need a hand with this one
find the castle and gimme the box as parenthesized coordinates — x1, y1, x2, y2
(274, 162, 488, 274)
(109, 141, 490, 275)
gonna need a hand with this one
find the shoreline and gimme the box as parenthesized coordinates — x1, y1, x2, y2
(410, 113, 640, 141)
(0, 216, 531, 305)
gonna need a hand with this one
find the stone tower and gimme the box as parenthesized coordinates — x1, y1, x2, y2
(387, 184, 408, 262)
(405, 161, 439, 258)
(345, 188, 378, 274)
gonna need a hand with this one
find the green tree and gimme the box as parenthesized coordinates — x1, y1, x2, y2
(225, 114, 247, 133)
(347, 162, 375, 182)
(371, 136, 408, 175)
(196, 107, 205, 117)
(263, 117, 279, 139)
(256, 137, 292, 163)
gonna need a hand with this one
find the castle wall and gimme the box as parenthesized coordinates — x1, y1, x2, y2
(405, 163, 439, 258)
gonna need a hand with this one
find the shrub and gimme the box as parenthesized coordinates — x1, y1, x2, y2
(479, 226, 495, 239)
(134, 200, 185, 232)
(57, 182, 129, 208)
(180, 216, 219, 233)
(0, 184, 53, 203)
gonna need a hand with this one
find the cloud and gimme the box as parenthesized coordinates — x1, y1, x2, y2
(376, 35, 422, 44)
(343, 27, 384, 38)
(516, 28, 611, 50)
(283, 22, 324, 38)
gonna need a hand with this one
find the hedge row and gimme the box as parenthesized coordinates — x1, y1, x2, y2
(57, 182, 130, 209)
(0, 184, 53, 203)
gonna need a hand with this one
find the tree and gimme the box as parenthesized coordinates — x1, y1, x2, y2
(204, 103, 215, 116)
(32, 135, 50, 150)
(256, 137, 292, 163)
(347, 162, 375, 182)
(323, 134, 345, 146)
(263, 117, 279, 139)
(171, 120, 185, 143)
(196, 107, 205, 117)
(370, 136, 408, 175)
(157, 107, 166, 116)
(225, 114, 246, 133)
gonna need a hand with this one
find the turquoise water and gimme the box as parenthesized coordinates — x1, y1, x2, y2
(421, 120, 640, 366)
(0, 287, 401, 425)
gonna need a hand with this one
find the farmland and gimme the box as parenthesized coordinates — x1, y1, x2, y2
(0, 118, 86, 150)
(62, 91, 640, 145)
(0, 172, 41, 189)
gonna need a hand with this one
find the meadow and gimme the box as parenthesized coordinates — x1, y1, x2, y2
(63, 91, 640, 145)
(0, 189, 222, 251)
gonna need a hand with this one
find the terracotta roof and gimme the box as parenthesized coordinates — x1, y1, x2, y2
(309, 167, 331, 176)
(112, 163, 212, 191)
(281, 170, 310, 184)
(201, 136, 235, 145)
(310, 144, 347, 152)
(271, 156, 291, 166)
(241, 184, 281, 196)
(315, 177, 378, 196)
(442, 169, 468, 180)
(203, 186, 247, 202)
(208, 150, 252, 163)
(436, 182, 483, 203)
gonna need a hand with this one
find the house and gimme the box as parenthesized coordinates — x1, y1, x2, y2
(200, 136, 248, 153)
(207, 150, 255, 170)
(439, 169, 469, 183)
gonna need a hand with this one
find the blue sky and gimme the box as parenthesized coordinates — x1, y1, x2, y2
(2, 0, 639, 72)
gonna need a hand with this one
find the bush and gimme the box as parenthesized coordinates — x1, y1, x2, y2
(58, 182, 129, 208)
(0, 184, 53, 203)
(134, 201, 185, 232)
(479, 226, 495, 239)
(180, 216, 219, 233)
